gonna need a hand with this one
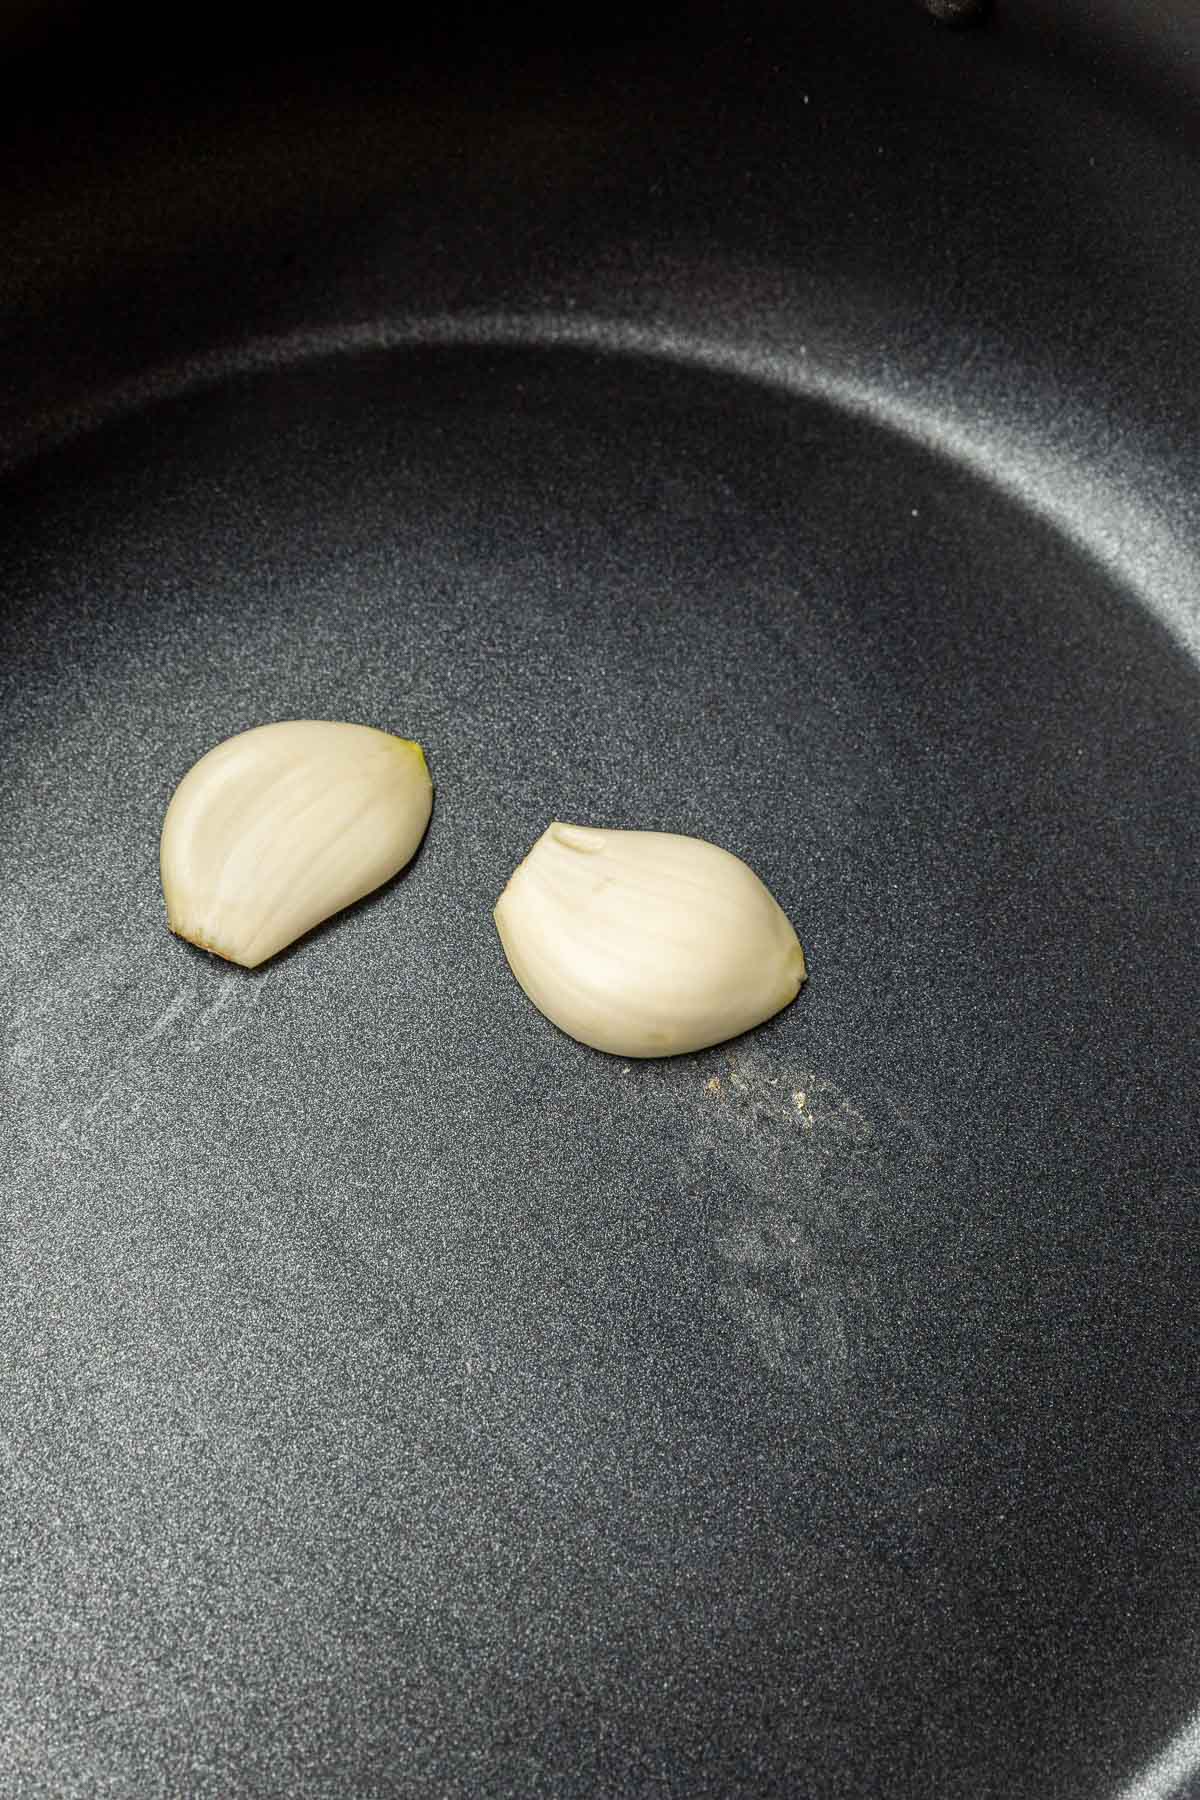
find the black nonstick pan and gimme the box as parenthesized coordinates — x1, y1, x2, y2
(4, 3, 1200, 1795)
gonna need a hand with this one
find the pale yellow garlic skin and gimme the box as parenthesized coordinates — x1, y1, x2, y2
(161, 721, 432, 968)
(494, 823, 806, 1058)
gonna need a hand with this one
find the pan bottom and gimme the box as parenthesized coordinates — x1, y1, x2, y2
(3, 337, 1200, 1799)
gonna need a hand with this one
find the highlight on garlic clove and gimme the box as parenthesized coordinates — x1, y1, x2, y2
(493, 822, 807, 1058)
(160, 720, 433, 968)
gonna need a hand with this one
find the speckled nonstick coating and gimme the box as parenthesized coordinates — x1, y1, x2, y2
(3, 4, 1200, 1794)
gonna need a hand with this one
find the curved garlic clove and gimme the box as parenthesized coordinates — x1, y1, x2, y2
(494, 822, 806, 1058)
(161, 720, 432, 968)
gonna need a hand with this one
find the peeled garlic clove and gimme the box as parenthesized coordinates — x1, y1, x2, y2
(161, 720, 432, 967)
(494, 822, 806, 1058)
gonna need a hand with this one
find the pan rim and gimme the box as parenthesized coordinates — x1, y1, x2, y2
(5, 305, 1196, 669)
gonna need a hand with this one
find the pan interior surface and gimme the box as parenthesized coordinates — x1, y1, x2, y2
(3, 338, 1200, 1798)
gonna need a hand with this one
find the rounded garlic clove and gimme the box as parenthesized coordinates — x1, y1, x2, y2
(160, 720, 433, 968)
(494, 822, 806, 1058)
